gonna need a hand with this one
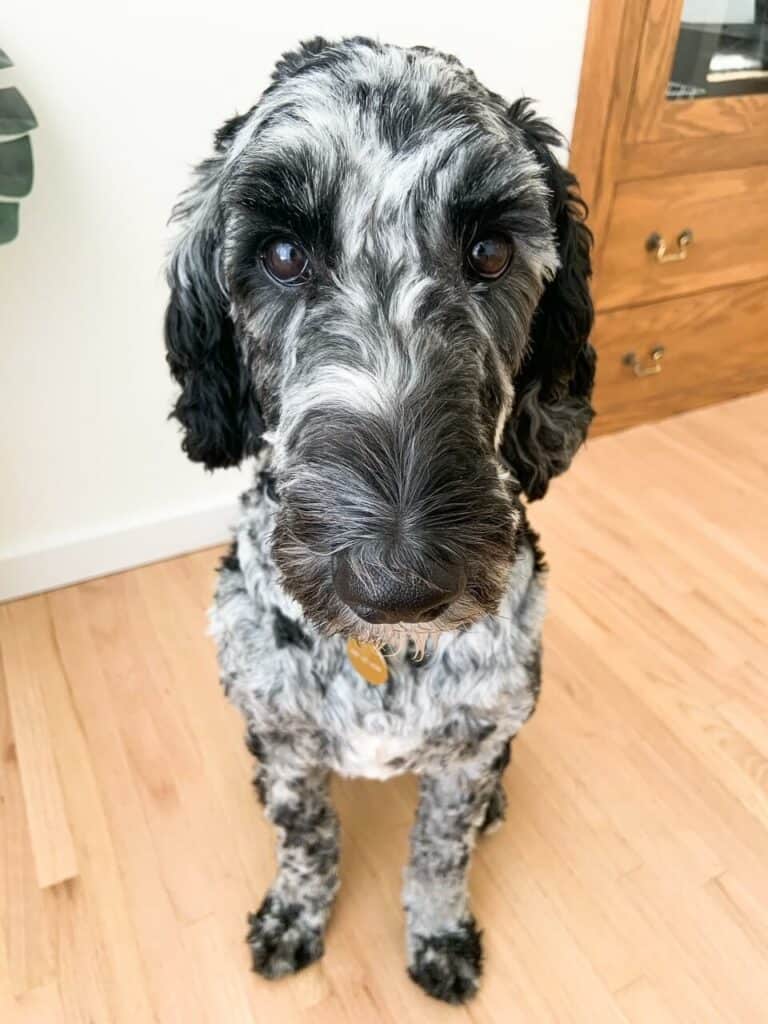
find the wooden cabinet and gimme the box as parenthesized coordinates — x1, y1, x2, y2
(592, 279, 768, 433)
(597, 165, 768, 310)
(572, 0, 768, 435)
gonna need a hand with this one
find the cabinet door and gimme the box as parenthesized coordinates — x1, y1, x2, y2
(626, 0, 768, 143)
(595, 164, 768, 310)
(591, 278, 768, 435)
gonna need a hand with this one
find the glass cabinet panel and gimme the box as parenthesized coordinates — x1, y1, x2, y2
(667, 0, 768, 99)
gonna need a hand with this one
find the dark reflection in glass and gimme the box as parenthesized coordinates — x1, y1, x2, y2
(667, 0, 768, 99)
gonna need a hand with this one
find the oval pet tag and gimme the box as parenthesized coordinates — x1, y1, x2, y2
(347, 638, 389, 686)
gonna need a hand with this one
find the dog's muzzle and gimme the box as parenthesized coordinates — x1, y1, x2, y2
(332, 550, 465, 624)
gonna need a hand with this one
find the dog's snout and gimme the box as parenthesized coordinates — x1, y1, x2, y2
(332, 551, 464, 624)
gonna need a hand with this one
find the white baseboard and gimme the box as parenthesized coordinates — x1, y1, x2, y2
(0, 499, 238, 602)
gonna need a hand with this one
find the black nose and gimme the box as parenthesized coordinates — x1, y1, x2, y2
(332, 551, 464, 624)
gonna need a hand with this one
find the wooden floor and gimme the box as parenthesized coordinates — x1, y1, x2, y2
(1, 393, 767, 1023)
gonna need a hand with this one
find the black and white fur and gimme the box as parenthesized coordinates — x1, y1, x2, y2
(165, 37, 594, 1004)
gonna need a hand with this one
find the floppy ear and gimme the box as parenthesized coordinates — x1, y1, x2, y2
(164, 109, 264, 470)
(502, 100, 596, 501)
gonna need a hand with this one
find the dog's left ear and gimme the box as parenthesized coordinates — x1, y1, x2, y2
(164, 109, 264, 470)
(502, 100, 596, 501)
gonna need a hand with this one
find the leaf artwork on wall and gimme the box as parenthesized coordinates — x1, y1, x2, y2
(0, 52, 37, 244)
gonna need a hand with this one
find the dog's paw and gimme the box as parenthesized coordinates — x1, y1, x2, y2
(246, 894, 324, 978)
(407, 918, 483, 1004)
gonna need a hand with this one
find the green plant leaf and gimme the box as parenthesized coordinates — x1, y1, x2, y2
(0, 49, 13, 69)
(0, 87, 37, 135)
(0, 135, 33, 196)
(0, 201, 19, 243)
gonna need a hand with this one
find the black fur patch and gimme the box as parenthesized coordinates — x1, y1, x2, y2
(408, 917, 483, 1004)
(247, 894, 325, 977)
(524, 647, 542, 717)
(271, 798, 331, 837)
(245, 728, 266, 761)
(479, 784, 507, 834)
(489, 738, 512, 775)
(213, 105, 257, 151)
(259, 470, 279, 503)
(523, 522, 548, 574)
(218, 540, 240, 573)
(272, 608, 312, 650)
(407, 640, 433, 667)
(479, 738, 512, 834)
(253, 771, 267, 807)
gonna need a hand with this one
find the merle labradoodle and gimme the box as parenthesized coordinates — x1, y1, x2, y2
(164, 36, 595, 1004)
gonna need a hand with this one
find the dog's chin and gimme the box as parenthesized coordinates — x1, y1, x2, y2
(307, 588, 505, 657)
(345, 612, 474, 658)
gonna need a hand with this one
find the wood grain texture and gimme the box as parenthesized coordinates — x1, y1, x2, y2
(652, 93, 768, 143)
(591, 279, 768, 435)
(624, 0, 683, 143)
(1, 392, 767, 1022)
(567, 0, 628, 217)
(595, 164, 768, 311)
(619, 131, 768, 181)
(0, 603, 78, 889)
(568, 0, 648, 274)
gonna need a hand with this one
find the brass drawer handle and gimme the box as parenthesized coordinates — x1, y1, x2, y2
(623, 346, 665, 377)
(645, 229, 693, 263)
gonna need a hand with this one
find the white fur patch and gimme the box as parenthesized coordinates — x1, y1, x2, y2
(336, 723, 420, 779)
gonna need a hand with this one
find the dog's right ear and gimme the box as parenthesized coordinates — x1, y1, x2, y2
(164, 109, 263, 470)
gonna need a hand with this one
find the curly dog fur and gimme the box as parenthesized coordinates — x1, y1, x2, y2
(164, 36, 594, 1003)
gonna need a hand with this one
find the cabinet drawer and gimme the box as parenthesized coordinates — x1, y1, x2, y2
(591, 280, 768, 436)
(595, 165, 768, 312)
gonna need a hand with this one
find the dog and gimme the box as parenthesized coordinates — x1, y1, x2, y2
(164, 36, 595, 1004)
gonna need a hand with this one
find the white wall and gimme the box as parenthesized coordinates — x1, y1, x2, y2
(0, 0, 590, 599)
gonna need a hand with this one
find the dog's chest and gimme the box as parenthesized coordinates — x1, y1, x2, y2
(336, 721, 422, 780)
(210, 490, 545, 779)
(215, 601, 541, 778)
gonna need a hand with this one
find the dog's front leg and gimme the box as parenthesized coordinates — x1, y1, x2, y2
(246, 748, 339, 978)
(404, 745, 508, 1003)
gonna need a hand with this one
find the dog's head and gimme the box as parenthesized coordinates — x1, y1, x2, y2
(165, 37, 594, 645)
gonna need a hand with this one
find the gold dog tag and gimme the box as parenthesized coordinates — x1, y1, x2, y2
(347, 638, 389, 686)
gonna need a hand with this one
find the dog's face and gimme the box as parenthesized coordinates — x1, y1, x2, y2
(165, 38, 595, 645)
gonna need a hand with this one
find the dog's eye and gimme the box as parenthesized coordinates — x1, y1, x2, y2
(466, 236, 514, 280)
(261, 238, 311, 285)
